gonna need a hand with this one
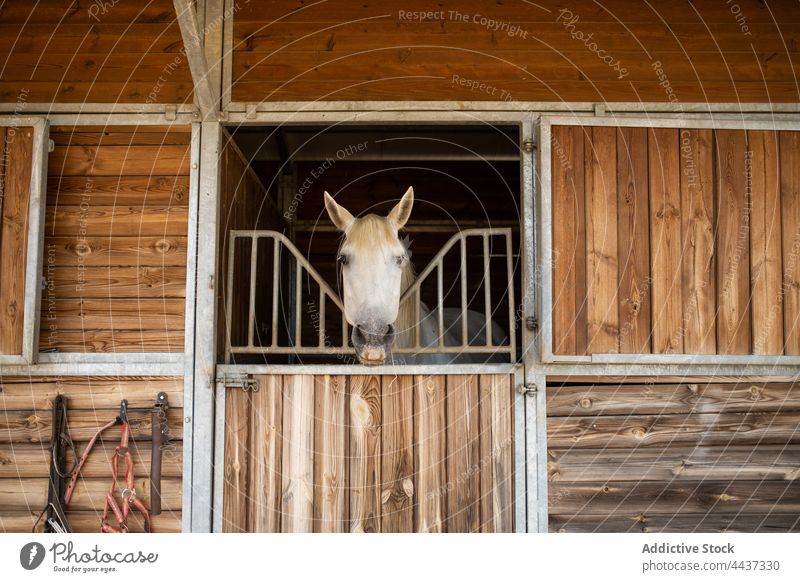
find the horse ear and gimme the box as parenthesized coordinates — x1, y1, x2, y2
(388, 186, 414, 229)
(324, 191, 355, 232)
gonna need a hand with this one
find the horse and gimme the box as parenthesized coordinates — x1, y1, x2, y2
(324, 187, 508, 366)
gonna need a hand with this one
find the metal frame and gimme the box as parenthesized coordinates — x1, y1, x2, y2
(223, 228, 517, 361)
(0, 117, 48, 365)
(538, 113, 800, 367)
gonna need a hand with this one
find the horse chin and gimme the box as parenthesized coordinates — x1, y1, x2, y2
(357, 346, 386, 366)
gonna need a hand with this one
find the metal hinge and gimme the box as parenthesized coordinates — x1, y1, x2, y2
(164, 105, 177, 121)
(522, 139, 536, 153)
(525, 316, 539, 332)
(222, 372, 258, 391)
(517, 383, 537, 396)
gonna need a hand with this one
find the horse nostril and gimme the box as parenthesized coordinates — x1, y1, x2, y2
(352, 324, 367, 345)
(385, 324, 396, 345)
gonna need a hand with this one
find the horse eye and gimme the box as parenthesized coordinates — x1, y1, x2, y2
(337, 254, 349, 266)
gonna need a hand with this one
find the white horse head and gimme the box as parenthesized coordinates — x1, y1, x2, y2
(324, 187, 414, 365)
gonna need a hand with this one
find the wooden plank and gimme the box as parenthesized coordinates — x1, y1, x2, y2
(780, 131, 800, 355)
(0, 126, 33, 355)
(749, 130, 783, 354)
(478, 373, 495, 532)
(46, 236, 187, 267)
(547, 446, 800, 483)
(0, 82, 193, 104)
(414, 375, 445, 532)
(546, 381, 800, 416)
(3, 53, 192, 83)
(39, 329, 185, 353)
(551, 125, 584, 355)
(223, 387, 250, 532)
(48, 175, 190, 206)
(547, 411, 800, 449)
(47, 266, 187, 299)
(248, 375, 283, 533)
(0, 24, 186, 53)
(0, 408, 184, 443)
(0, 376, 184, 410)
(648, 128, 683, 353)
(0, 510, 182, 534)
(281, 374, 314, 532)
(314, 375, 347, 532)
(616, 127, 651, 353)
(1, 1, 188, 24)
(45, 205, 188, 237)
(679, 128, 717, 354)
(0, 443, 182, 478)
(549, 513, 800, 533)
(549, 480, 800, 516)
(716, 129, 752, 354)
(444, 375, 480, 532)
(585, 126, 619, 353)
(49, 145, 190, 176)
(487, 374, 514, 533)
(349, 375, 381, 532)
(41, 298, 185, 330)
(380, 375, 413, 532)
(0, 477, 181, 512)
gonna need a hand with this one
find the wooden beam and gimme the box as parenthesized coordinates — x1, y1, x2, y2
(173, 0, 218, 117)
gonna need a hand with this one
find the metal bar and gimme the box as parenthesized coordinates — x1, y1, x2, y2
(211, 379, 226, 533)
(483, 234, 492, 347)
(228, 345, 513, 355)
(24, 118, 48, 364)
(437, 262, 444, 348)
(591, 353, 800, 366)
(0, 362, 185, 377)
(0, 104, 197, 115)
(223, 100, 800, 114)
(224, 232, 236, 362)
(271, 239, 279, 347)
(535, 376, 549, 532)
(247, 235, 257, 347)
(506, 230, 517, 360)
(513, 366, 527, 533)
(181, 122, 202, 534)
(537, 118, 553, 363)
(289, 220, 520, 233)
(543, 115, 800, 131)
(216, 363, 520, 376)
(318, 288, 325, 348)
(415, 288, 421, 348)
(190, 121, 222, 532)
(294, 259, 302, 347)
(460, 237, 468, 346)
(221, 0, 234, 111)
(37, 353, 183, 364)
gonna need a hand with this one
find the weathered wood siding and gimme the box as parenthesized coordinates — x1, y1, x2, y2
(552, 126, 800, 357)
(0, 125, 34, 355)
(222, 374, 514, 532)
(0, 0, 192, 103)
(547, 379, 800, 533)
(0, 376, 184, 533)
(42, 126, 190, 353)
(232, 0, 800, 102)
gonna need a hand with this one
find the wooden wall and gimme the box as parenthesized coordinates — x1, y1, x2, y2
(0, 125, 33, 355)
(551, 125, 800, 357)
(547, 379, 800, 532)
(0, 0, 193, 103)
(232, 0, 800, 102)
(0, 376, 184, 533)
(222, 374, 514, 532)
(42, 125, 190, 353)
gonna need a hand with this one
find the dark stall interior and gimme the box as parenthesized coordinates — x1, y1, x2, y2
(220, 124, 523, 365)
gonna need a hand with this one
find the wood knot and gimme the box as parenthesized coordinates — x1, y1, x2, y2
(73, 241, 92, 256)
(579, 398, 592, 409)
(631, 427, 647, 439)
(749, 385, 763, 400)
(154, 239, 172, 253)
(402, 478, 414, 498)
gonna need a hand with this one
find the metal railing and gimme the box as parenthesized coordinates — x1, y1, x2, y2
(224, 228, 516, 363)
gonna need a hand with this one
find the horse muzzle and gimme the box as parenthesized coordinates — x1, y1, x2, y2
(352, 323, 395, 365)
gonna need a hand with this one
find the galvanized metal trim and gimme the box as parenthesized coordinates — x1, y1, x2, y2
(221, 0, 234, 112)
(45, 113, 197, 126)
(545, 114, 800, 131)
(540, 362, 800, 379)
(211, 378, 226, 533)
(216, 363, 519, 376)
(181, 122, 202, 533)
(0, 104, 197, 115)
(512, 365, 527, 533)
(37, 352, 183, 364)
(191, 121, 222, 532)
(0, 362, 184, 376)
(174, 0, 218, 117)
